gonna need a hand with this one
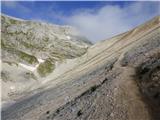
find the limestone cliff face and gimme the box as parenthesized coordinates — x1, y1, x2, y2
(1, 14, 92, 69)
(1, 14, 92, 103)
(1, 15, 160, 120)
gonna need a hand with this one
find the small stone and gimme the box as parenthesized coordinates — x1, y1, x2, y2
(110, 113, 114, 117)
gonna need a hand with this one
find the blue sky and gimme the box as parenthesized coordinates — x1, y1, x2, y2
(1, 1, 160, 42)
(1, 1, 130, 24)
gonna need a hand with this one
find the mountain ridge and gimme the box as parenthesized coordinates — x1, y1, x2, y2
(1, 14, 92, 108)
(1, 15, 160, 120)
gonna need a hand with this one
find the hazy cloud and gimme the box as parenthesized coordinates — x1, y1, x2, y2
(2, 1, 18, 8)
(64, 2, 159, 42)
(2, 1, 159, 43)
(2, 1, 31, 13)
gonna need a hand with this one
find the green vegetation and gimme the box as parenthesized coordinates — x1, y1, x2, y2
(21, 41, 34, 49)
(1, 40, 6, 48)
(2, 39, 38, 65)
(18, 51, 38, 64)
(10, 18, 18, 24)
(37, 60, 55, 77)
(1, 39, 12, 48)
(1, 15, 90, 78)
(51, 52, 66, 60)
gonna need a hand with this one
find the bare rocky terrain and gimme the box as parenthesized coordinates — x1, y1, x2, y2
(1, 14, 92, 108)
(1, 15, 160, 120)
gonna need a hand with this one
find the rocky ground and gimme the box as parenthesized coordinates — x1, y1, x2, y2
(1, 14, 92, 107)
(1, 16, 160, 120)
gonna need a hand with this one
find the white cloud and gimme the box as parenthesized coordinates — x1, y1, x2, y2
(64, 2, 159, 43)
(2, 1, 18, 8)
(2, 1, 31, 13)
(2, 1, 159, 43)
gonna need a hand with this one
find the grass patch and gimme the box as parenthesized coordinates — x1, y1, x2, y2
(18, 51, 38, 64)
(37, 60, 55, 77)
(2, 43, 38, 65)
(10, 19, 18, 24)
(1, 40, 6, 48)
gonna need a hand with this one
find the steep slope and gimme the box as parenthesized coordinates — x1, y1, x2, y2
(1, 14, 92, 108)
(2, 16, 160, 120)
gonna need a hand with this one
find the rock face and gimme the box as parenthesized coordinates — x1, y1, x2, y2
(1, 14, 92, 107)
(1, 15, 160, 120)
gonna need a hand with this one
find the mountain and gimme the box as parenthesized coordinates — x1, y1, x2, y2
(1, 15, 160, 120)
(1, 14, 92, 107)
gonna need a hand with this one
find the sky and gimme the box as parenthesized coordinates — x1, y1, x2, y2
(1, 1, 160, 43)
